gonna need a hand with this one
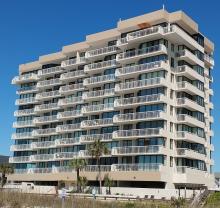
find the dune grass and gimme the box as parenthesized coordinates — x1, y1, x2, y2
(204, 192, 220, 208)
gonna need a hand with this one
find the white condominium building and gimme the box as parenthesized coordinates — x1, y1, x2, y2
(10, 9, 215, 189)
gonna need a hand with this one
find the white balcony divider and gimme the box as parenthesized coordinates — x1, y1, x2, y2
(86, 45, 117, 58)
(82, 88, 114, 100)
(84, 74, 115, 85)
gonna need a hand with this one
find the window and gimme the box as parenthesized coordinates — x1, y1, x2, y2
(170, 157, 173, 167)
(171, 44, 175, 52)
(170, 139, 173, 149)
(171, 58, 174, 68)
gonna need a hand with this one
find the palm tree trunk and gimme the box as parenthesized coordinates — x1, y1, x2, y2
(97, 158, 102, 194)
(76, 169, 79, 192)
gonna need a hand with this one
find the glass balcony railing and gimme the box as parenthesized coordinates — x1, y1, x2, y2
(84, 74, 115, 86)
(84, 60, 117, 73)
(36, 90, 60, 100)
(60, 70, 85, 81)
(61, 57, 86, 68)
(81, 118, 113, 128)
(58, 96, 83, 106)
(86, 46, 117, 58)
(12, 73, 39, 84)
(82, 103, 114, 114)
(38, 66, 62, 77)
(56, 123, 81, 132)
(34, 103, 59, 112)
(57, 110, 82, 119)
(59, 83, 84, 94)
(14, 109, 35, 117)
(80, 133, 112, 143)
(82, 88, 114, 100)
(37, 78, 61, 88)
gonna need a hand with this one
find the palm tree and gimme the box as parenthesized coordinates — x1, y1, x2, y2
(78, 176, 88, 193)
(88, 140, 109, 194)
(171, 197, 186, 208)
(104, 174, 113, 195)
(69, 158, 87, 192)
(0, 164, 14, 187)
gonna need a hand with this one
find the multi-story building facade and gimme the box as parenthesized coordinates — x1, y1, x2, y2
(9, 9, 215, 189)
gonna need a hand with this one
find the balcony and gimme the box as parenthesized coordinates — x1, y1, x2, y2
(116, 44, 167, 64)
(176, 148, 206, 161)
(172, 65, 204, 82)
(204, 54, 214, 67)
(127, 26, 164, 44)
(83, 74, 115, 87)
(115, 61, 169, 78)
(113, 111, 166, 124)
(12, 132, 33, 140)
(80, 133, 112, 143)
(15, 97, 38, 106)
(113, 128, 164, 139)
(57, 110, 82, 120)
(176, 49, 204, 67)
(32, 141, 55, 149)
(61, 57, 86, 69)
(54, 152, 78, 160)
(32, 128, 57, 137)
(176, 81, 204, 97)
(176, 98, 204, 112)
(30, 154, 54, 162)
(12, 73, 39, 85)
(114, 94, 166, 108)
(31, 168, 53, 174)
(58, 96, 83, 107)
(55, 137, 80, 146)
(10, 144, 32, 151)
(176, 114, 205, 128)
(9, 156, 30, 163)
(35, 90, 61, 100)
(84, 60, 117, 74)
(83, 165, 112, 172)
(37, 78, 61, 89)
(17, 86, 38, 95)
(34, 103, 59, 113)
(81, 118, 113, 129)
(56, 123, 81, 133)
(112, 145, 165, 156)
(86, 45, 117, 60)
(33, 115, 58, 125)
(115, 77, 166, 93)
(82, 103, 114, 114)
(13, 120, 34, 128)
(176, 131, 205, 144)
(116, 37, 128, 49)
(14, 109, 35, 117)
(38, 66, 62, 77)
(111, 163, 161, 172)
(59, 83, 84, 95)
(82, 88, 115, 101)
(60, 70, 86, 82)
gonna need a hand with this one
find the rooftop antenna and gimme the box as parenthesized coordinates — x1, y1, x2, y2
(162, 4, 165, 10)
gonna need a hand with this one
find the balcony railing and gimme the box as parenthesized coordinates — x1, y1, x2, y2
(14, 109, 35, 117)
(60, 70, 85, 81)
(83, 74, 115, 86)
(111, 163, 161, 172)
(59, 83, 84, 94)
(12, 73, 39, 84)
(56, 123, 81, 133)
(81, 118, 113, 128)
(204, 54, 214, 66)
(116, 61, 166, 77)
(82, 88, 114, 100)
(9, 156, 30, 163)
(83, 165, 112, 172)
(116, 37, 128, 47)
(37, 78, 61, 88)
(55, 137, 80, 146)
(57, 110, 82, 119)
(30, 154, 54, 162)
(115, 77, 165, 92)
(61, 57, 86, 68)
(80, 133, 112, 143)
(84, 60, 117, 73)
(31, 168, 53, 174)
(36, 90, 61, 100)
(116, 45, 166, 61)
(15, 97, 37, 105)
(86, 46, 117, 59)
(58, 96, 83, 106)
(54, 152, 78, 160)
(32, 128, 57, 136)
(12, 132, 33, 140)
(112, 145, 162, 155)
(82, 103, 114, 114)
(114, 94, 165, 108)
(13, 120, 34, 128)
(113, 128, 163, 139)
(38, 66, 62, 77)
(34, 103, 59, 112)
(10, 144, 32, 151)
(33, 115, 58, 124)
(17, 86, 38, 94)
(32, 141, 55, 149)
(113, 110, 164, 123)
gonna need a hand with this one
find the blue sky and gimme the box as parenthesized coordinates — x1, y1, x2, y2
(0, 0, 219, 171)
